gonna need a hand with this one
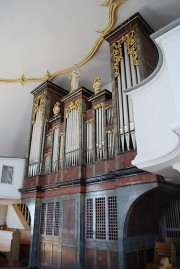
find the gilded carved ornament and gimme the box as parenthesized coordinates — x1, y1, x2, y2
(85, 119, 93, 124)
(32, 93, 45, 124)
(113, 29, 139, 78)
(105, 104, 112, 110)
(0, 0, 127, 85)
(93, 102, 104, 110)
(59, 132, 63, 136)
(106, 129, 114, 134)
(65, 100, 80, 118)
(53, 102, 60, 116)
(53, 124, 59, 129)
(44, 152, 50, 157)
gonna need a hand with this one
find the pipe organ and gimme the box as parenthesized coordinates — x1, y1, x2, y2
(26, 14, 158, 178)
(23, 14, 160, 269)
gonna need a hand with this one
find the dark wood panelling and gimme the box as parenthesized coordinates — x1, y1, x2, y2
(61, 246, 75, 269)
(39, 242, 44, 264)
(86, 248, 94, 269)
(44, 242, 52, 265)
(97, 249, 107, 269)
(110, 251, 118, 269)
(62, 199, 76, 241)
(52, 243, 58, 267)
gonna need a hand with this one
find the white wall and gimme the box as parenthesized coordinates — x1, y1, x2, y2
(127, 20, 180, 180)
(0, 157, 26, 199)
(6, 204, 24, 229)
(0, 205, 8, 225)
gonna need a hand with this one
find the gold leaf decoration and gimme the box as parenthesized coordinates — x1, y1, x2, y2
(65, 100, 80, 118)
(32, 93, 45, 124)
(113, 29, 139, 77)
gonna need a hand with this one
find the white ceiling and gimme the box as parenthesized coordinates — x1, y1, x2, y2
(0, 0, 180, 158)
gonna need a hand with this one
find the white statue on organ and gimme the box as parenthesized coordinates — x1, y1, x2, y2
(69, 64, 80, 92)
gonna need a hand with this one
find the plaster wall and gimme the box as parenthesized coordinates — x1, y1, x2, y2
(0, 157, 26, 199)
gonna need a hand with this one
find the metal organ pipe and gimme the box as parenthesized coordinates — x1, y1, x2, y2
(29, 107, 43, 176)
(65, 115, 69, 167)
(76, 110, 79, 163)
(87, 123, 89, 163)
(89, 123, 91, 162)
(95, 108, 99, 160)
(98, 107, 102, 160)
(117, 75, 124, 151)
(101, 107, 104, 158)
(121, 57, 130, 150)
(124, 42, 131, 88)
(65, 105, 80, 167)
(73, 108, 76, 165)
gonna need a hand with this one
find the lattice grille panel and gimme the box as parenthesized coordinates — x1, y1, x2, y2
(54, 202, 60, 236)
(86, 195, 118, 241)
(40, 203, 46, 234)
(108, 196, 118, 240)
(86, 198, 93, 239)
(46, 202, 54, 235)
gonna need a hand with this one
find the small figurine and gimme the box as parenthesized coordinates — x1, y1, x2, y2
(93, 77, 102, 94)
(69, 64, 80, 92)
(53, 102, 60, 116)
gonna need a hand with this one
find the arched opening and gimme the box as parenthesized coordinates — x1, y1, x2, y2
(123, 183, 180, 269)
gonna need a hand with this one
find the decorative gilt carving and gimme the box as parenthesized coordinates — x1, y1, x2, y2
(44, 152, 50, 157)
(126, 30, 139, 66)
(113, 40, 123, 78)
(53, 102, 60, 116)
(113, 29, 139, 77)
(32, 93, 45, 124)
(53, 124, 59, 129)
(85, 119, 93, 124)
(59, 132, 63, 136)
(105, 104, 112, 110)
(93, 102, 104, 110)
(106, 129, 114, 134)
(65, 100, 80, 118)
(0, 1, 127, 85)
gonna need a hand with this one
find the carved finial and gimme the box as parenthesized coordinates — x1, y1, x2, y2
(93, 77, 102, 94)
(53, 102, 60, 116)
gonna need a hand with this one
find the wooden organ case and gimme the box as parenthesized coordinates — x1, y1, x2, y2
(22, 14, 163, 269)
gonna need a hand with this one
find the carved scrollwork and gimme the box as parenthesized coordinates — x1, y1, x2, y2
(113, 40, 123, 78)
(32, 93, 45, 124)
(65, 100, 80, 118)
(125, 30, 139, 66)
(113, 29, 139, 77)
